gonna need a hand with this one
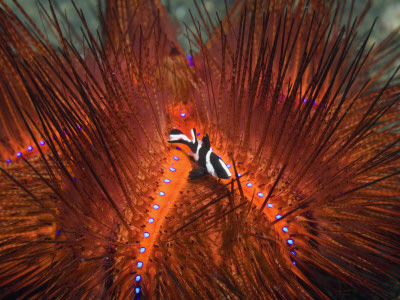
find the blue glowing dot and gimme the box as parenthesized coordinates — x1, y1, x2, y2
(291, 250, 296, 255)
(144, 232, 150, 238)
(135, 275, 141, 282)
(237, 173, 242, 177)
(40, 140, 45, 145)
(282, 226, 288, 233)
(227, 164, 231, 168)
(218, 155, 221, 158)
(173, 156, 179, 161)
(159, 191, 165, 196)
(246, 183, 253, 187)
(176, 146, 182, 150)
(135, 287, 141, 294)
(137, 261, 143, 268)
(196, 132, 200, 136)
(140, 247, 146, 253)
(187, 55, 194, 66)
(6, 159, 11, 164)
(27, 146, 33, 151)
(153, 204, 160, 209)
(313, 101, 317, 105)
(303, 98, 307, 103)
(287, 239, 294, 245)
(164, 179, 171, 183)
(257, 192, 264, 197)
(276, 214, 282, 219)
(169, 167, 176, 172)
(148, 218, 154, 223)
(16, 152, 22, 157)
(72, 178, 76, 182)
(267, 203, 273, 208)
(292, 261, 296, 265)
(180, 113, 186, 117)
(78, 125, 82, 130)
(56, 230, 60, 235)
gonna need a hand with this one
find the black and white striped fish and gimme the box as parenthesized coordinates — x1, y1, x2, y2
(168, 128, 232, 180)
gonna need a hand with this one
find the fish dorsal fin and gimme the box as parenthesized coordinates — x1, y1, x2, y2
(202, 134, 211, 149)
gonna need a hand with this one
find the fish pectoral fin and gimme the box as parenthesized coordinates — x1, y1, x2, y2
(188, 168, 208, 180)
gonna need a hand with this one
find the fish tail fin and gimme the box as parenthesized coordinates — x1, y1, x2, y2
(188, 168, 207, 180)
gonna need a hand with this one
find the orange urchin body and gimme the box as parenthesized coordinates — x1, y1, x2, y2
(0, 0, 400, 299)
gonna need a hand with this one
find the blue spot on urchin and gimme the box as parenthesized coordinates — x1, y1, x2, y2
(187, 55, 194, 66)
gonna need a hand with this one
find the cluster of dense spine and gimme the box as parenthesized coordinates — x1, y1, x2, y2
(0, 0, 399, 299)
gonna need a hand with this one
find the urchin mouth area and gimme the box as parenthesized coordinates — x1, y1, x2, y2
(135, 155, 310, 296)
